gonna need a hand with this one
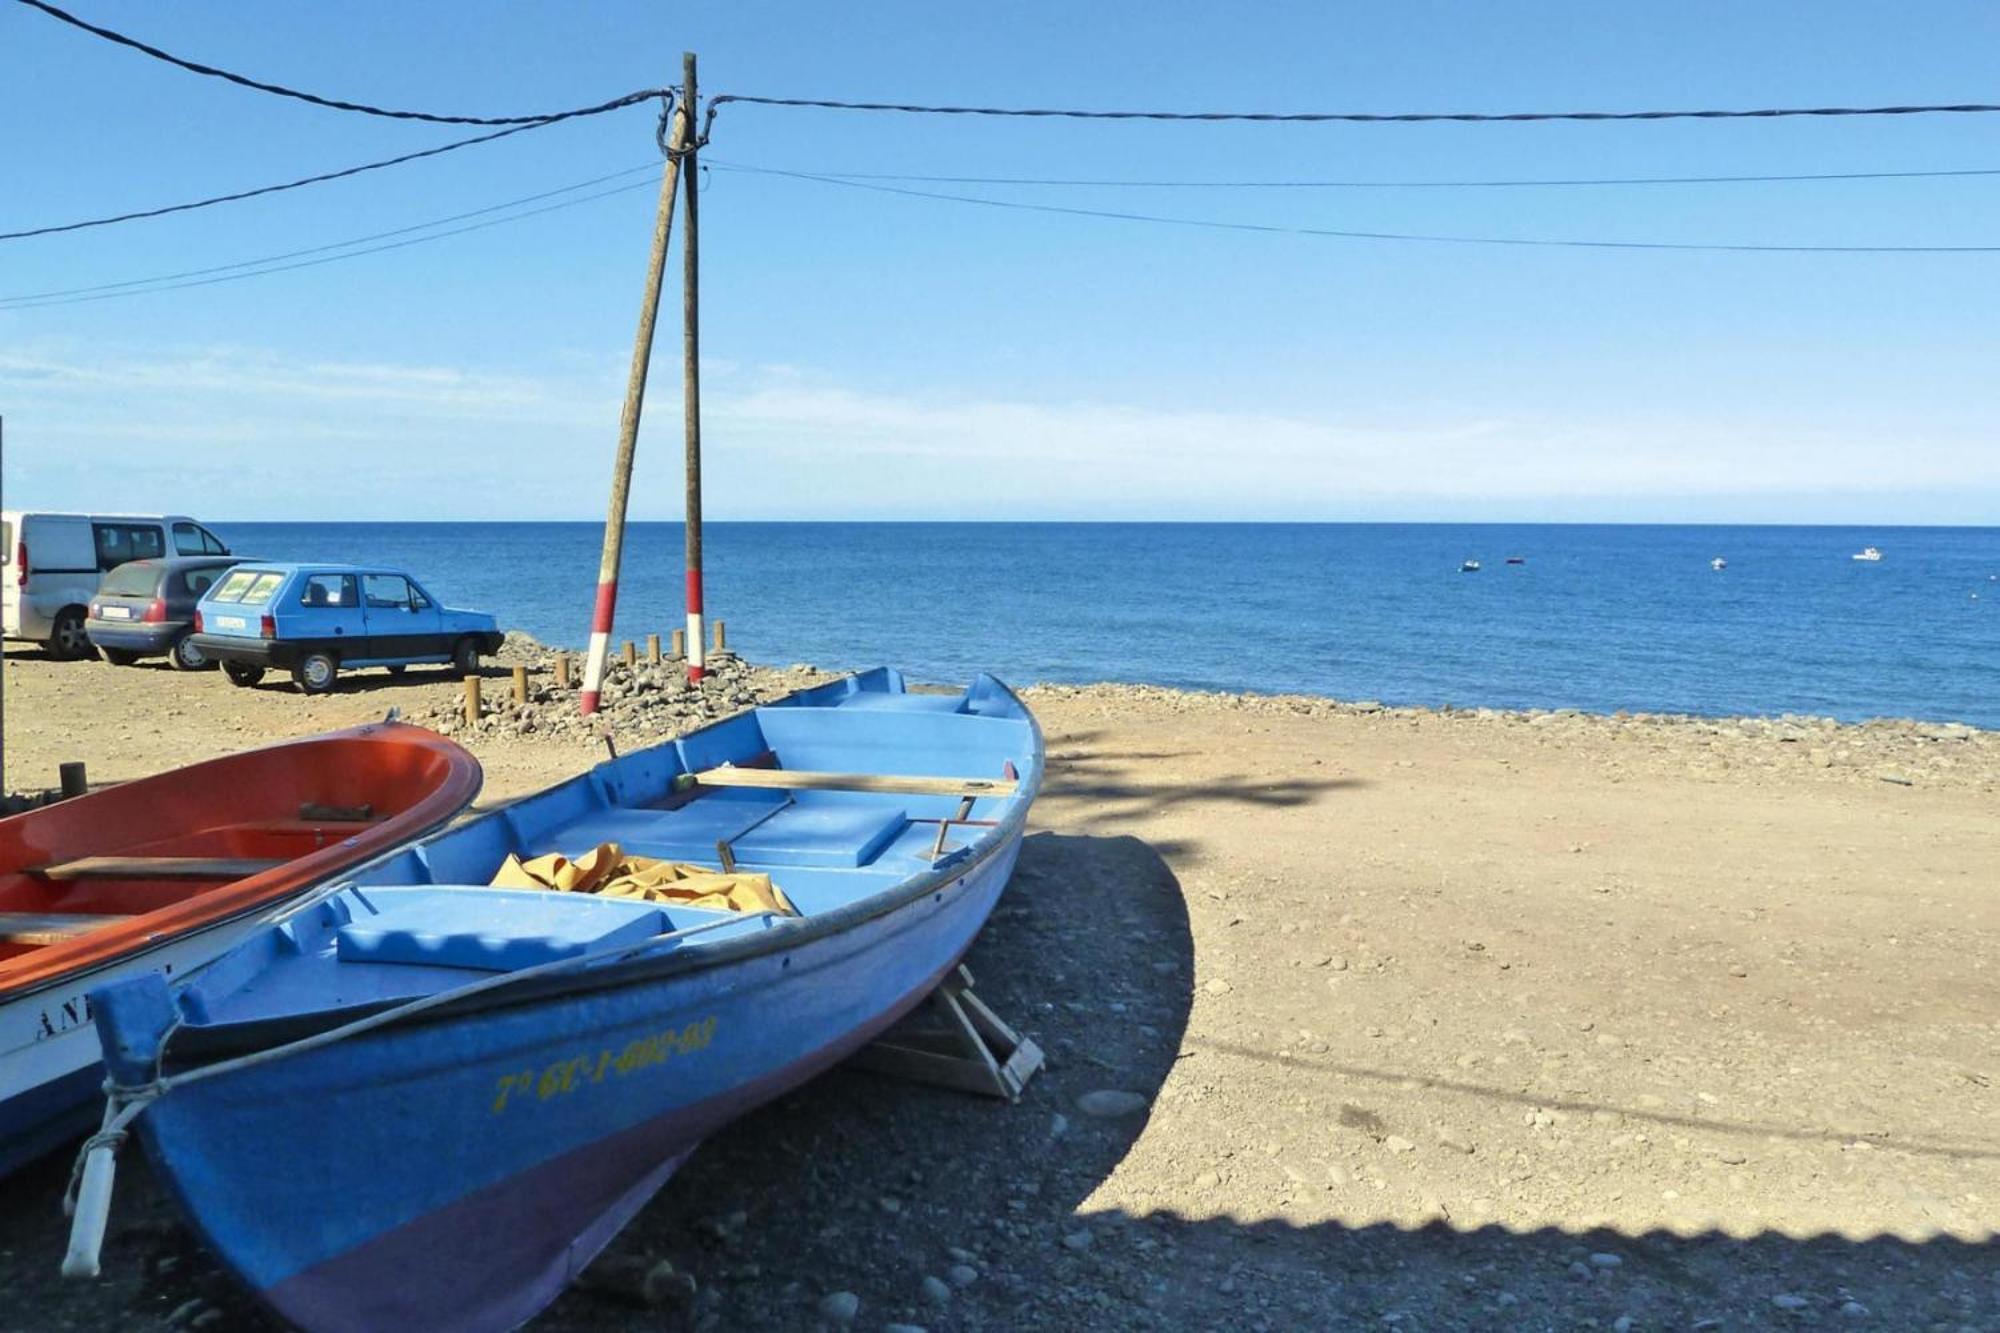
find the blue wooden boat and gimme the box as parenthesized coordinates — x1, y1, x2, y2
(70, 668, 1041, 1332)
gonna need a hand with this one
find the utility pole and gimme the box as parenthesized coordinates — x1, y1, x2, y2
(680, 51, 707, 682)
(579, 66, 691, 715)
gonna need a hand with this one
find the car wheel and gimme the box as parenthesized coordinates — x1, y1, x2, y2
(99, 647, 140, 667)
(384, 664, 406, 677)
(293, 651, 339, 695)
(169, 631, 209, 671)
(49, 607, 95, 661)
(451, 637, 480, 675)
(223, 661, 266, 688)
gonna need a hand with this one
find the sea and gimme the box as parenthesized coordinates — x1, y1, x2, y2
(217, 523, 2000, 729)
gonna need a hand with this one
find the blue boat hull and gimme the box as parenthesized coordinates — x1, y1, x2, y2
(93, 669, 1039, 1332)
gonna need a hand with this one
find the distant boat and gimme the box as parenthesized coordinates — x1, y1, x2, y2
(1505, 556, 1526, 565)
(1852, 547, 1883, 562)
(1460, 559, 1481, 573)
(1711, 557, 1727, 571)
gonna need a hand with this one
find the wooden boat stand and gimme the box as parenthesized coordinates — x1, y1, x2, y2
(848, 964, 1043, 1102)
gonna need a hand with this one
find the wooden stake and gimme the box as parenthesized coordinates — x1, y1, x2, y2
(671, 628, 685, 659)
(555, 656, 571, 689)
(580, 77, 690, 715)
(711, 618, 726, 656)
(622, 641, 637, 668)
(58, 762, 88, 799)
(463, 675, 481, 727)
(646, 633, 661, 663)
(681, 51, 708, 684)
(511, 665, 528, 705)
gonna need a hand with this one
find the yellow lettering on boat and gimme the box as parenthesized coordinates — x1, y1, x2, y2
(489, 1017, 719, 1114)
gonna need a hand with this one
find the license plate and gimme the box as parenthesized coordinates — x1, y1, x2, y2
(214, 615, 247, 630)
(100, 605, 132, 620)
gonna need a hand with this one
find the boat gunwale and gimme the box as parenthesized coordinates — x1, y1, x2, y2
(0, 723, 483, 1005)
(157, 676, 1045, 1067)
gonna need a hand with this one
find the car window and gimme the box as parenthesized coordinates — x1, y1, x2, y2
(302, 573, 357, 609)
(183, 568, 224, 597)
(410, 585, 433, 610)
(363, 574, 414, 609)
(99, 564, 161, 598)
(199, 527, 228, 555)
(93, 523, 166, 571)
(173, 522, 206, 556)
(208, 569, 261, 602)
(238, 572, 287, 607)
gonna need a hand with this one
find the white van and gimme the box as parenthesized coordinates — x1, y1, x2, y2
(2, 511, 231, 658)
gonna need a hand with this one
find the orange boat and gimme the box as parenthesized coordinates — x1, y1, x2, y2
(0, 721, 480, 1174)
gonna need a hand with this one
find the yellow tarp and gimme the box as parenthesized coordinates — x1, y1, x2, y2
(490, 841, 798, 916)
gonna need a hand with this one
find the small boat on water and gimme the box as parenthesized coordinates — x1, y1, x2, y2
(1852, 546, 1883, 562)
(70, 668, 1041, 1332)
(1460, 559, 1481, 573)
(1711, 557, 1728, 571)
(1505, 556, 1525, 565)
(0, 723, 480, 1176)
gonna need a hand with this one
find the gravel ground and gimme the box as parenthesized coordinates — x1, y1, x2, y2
(2, 644, 1995, 1331)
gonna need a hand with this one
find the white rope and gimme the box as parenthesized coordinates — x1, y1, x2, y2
(60, 907, 787, 1278)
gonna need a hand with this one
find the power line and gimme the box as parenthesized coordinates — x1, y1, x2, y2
(1, 122, 570, 242)
(710, 91, 2000, 125)
(710, 161, 2000, 253)
(16, 0, 667, 126)
(0, 173, 664, 310)
(732, 162, 2000, 190)
(0, 163, 663, 305)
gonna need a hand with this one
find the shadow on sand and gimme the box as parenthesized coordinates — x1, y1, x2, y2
(0, 831, 1989, 1329)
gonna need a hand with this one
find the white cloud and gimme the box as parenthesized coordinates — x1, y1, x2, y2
(0, 340, 1992, 521)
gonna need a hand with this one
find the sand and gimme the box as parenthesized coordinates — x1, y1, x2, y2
(2, 643, 1996, 1329)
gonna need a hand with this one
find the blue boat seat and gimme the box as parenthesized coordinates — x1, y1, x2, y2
(832, 692, 965, 713)
(336, 888, 666, 971)
(729, 803, 907, 869)
(529, 793, 787, 863)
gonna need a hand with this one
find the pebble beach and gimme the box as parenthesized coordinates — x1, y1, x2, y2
(2, 641, 1996, 1329)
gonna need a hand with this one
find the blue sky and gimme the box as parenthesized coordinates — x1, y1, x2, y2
(3, 1, 1997, 522)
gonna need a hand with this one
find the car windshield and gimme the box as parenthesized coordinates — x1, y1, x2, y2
(99, 564, 161, 598)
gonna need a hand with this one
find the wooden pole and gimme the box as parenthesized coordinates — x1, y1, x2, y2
(555, 656, 571, 690)
(670, 628, 685, 659)
(622, 641, 637, 668)
(680, 51, 708, 684)
(646, 633, 661, 663)
(580, 79, 690, 715)
(463, 675, 481, 727)
(58, 762, 88, 799)
(511, 665, 528, 705)
(712, 618, 726, 656)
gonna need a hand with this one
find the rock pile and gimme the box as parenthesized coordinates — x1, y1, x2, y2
(411, 634, 835, 744)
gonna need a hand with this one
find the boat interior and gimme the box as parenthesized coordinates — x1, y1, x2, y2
(180, 670, 1040, 1028)
(0, 731, 473, 981)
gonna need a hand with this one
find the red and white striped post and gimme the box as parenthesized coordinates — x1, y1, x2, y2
(580, 68, 691, 716)
(679, 53, 707, 683)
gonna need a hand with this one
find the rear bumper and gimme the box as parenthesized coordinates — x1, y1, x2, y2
(190, 635, 298, 668)
(86, 621, 182, 653)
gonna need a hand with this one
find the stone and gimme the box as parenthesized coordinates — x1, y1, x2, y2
(1204, 978, 1232, 996)
(1384, 1135, 1416, 1154)
(1194, 1169, 1222, 1189)
(948, 1263, 979, 1288)
(1589, 1252, 1622, 1268)
(1076, 1090, 1149, 1118)
(819, 1290, 860, 1323)
(921, 1275, 952, 1305)
(1436, 1128, 1476, 1155)
(1062, 1227, 1095, 1251)
(1772, 1294, 1808, 1310)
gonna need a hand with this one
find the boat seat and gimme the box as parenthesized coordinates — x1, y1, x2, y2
(31, 856, 286, 881)
(833, 693, 965, 713)
(0, 912, 135, 946)
(729, 803, 907, 869)
(336, 889, 668, 972)
(531, 794, 789, 864)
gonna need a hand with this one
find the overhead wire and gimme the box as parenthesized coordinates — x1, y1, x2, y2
(707, 161, 2000, 254)
(0, 169, 667, 309)
(14, 0, 668, 125)
(1, 121, 579, 241)
(708, 91, 2000, 125)
(725, 162, 2000, 190)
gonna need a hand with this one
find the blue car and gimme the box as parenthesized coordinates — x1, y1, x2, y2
(190, 563, 503, 694)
